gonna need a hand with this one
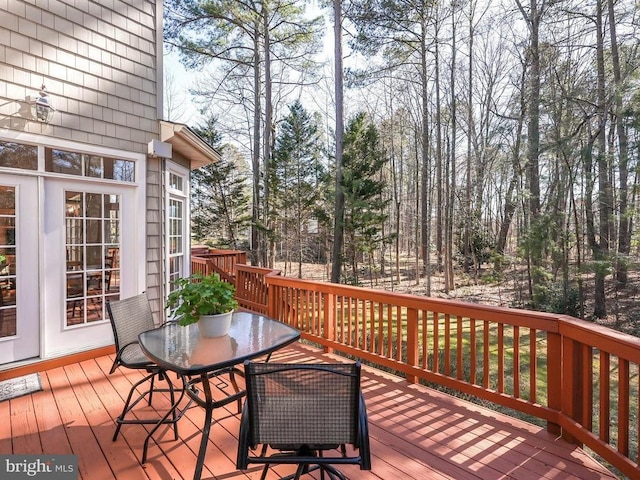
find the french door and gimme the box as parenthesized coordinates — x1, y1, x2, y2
(0, 175, 39, 364)
(43, 179, 136, 358)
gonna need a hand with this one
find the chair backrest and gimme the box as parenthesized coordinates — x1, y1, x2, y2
(107, 293, 155, 352)
(244, 362, 361, 447)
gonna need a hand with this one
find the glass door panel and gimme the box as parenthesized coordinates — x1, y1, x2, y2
(0, 186, 17, 338)
(65, 190, 120, 326)
(0, 176, 39, 364)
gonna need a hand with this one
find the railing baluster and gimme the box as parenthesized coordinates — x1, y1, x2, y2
(407, 307, 418, 384)
(421, 310, 428, 370)
(530, 328, 537, 404)
(444, 313, 451, 376)
(483, 320, 490, 389)
(354, 298, 359, 350)
(600, 351, 610, 444)
(547, 331, 561, 434)
(457, 315, 463, 381)
(433, 311, 439, 374)
(513, 326, 520, 398)
(498, 323, 504, 393)
(396, 305, 402, 362)
(619, 358, 630, 457)
(470, 318, 476, 385)
(378, 302, 384, 355)
(582, 344, 593, 431)
(387, 304, 393, 358)
(368, 299, 375, 354)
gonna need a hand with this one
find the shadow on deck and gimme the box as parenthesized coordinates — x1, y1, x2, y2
(0, 342, 616, 480)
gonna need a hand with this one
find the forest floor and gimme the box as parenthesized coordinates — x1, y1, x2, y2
(273, 258, 640, 337)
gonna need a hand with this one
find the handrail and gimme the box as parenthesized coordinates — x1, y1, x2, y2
(235, 265, 280, 314)
(194, 253, 640, 478)
(190, 249, 246, 284)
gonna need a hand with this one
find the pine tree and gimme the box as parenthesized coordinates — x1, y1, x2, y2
(165, 0, 322, 266)
(342, 112, 390, 284)
(271, 100, 326, 277)
(191, 117, 251, 248)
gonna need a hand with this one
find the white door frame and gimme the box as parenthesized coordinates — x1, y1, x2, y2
(0, 174, 40, 364)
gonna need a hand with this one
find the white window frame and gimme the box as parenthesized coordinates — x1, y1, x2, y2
(165, 162, 190, 293)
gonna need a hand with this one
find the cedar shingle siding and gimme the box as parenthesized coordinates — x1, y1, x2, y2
(0, 0, 165, 321)
(0, 0, 159, 153)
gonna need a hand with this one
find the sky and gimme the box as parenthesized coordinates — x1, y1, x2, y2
(162, 0, 332, 128)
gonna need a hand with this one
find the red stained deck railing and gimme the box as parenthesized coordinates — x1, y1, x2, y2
(235, 265, 279, 314)
(191, 249, 246, 283)
(192, 253, 640, 479)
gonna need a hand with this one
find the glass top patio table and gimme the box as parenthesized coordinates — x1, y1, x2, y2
(138, 311, 300, 480)
(138, 311, 300, 375)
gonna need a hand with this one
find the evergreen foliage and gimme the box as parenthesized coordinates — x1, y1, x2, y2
(191, 116, 251, 248)
(342, 112, 391, 283)
(271, 101, 327, 275)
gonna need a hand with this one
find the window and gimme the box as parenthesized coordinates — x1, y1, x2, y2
(166, 165, 188, 292)
(0, 141, 38, 170)
(168, 197, 184, 291)
(169, 172, 184, 192)
(46, 148, 135, 181)
(65, 191, 121, 326)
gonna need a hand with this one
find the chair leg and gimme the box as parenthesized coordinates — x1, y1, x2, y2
(259, 465, 270, 480)
(293, 464, 306, 480)
(167, 373, 180, 440)
(320, 465, 347, 480)
(279, 464, 316, 480)
(148, 372, 156, 405)
(227, 370, 243, 413)
(113, 371, 156, 441)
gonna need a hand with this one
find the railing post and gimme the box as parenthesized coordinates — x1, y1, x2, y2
(267, 279, 276, 319)
(561, 336, 584, 446)
(323, 293, 335, 354)
(406, 308, 419, 384)
(546, 331, 562, 435)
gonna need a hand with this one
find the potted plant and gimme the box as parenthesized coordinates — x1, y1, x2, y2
(166, 273, 238, 337)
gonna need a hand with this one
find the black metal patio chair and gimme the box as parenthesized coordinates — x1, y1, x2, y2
(237, 362, 371, 480)
(107, 293, 183, 442)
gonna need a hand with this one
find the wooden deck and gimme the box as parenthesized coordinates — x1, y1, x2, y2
(1, 342, 617, 480)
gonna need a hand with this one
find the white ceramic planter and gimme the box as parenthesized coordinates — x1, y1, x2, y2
(198, 311, 233, 337)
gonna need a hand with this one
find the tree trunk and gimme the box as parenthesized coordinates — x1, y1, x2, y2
(331, 0, 345, 284)
(250, 28, 262, 266)
(444, 3, 457, 293)
(464, 2, 474, 274)
(434, 17, 444, 273)
(593, 0, 610, 317)
(420, 18, 431, 295)
(608, 0, 631, 287)
(414, 126, 421, 286)
(263, 6, 273, 268)
(496, 70, 526, 263)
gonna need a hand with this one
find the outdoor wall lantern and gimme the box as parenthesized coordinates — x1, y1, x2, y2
(30, 84, 56, 123)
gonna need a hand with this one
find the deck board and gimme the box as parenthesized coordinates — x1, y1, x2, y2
(1, 342, 618, 480)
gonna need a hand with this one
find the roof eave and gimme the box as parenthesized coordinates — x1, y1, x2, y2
(159, 121, 221, 170)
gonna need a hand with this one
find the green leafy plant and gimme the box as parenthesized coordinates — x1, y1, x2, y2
(165, 273, 238, 326)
